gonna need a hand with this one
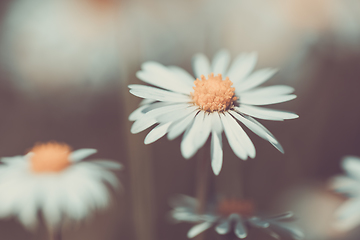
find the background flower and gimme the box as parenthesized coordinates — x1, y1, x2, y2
(0, 142, 122, 230)
(1, 0, 124, 91)
(170, 195, 303, 239)
(332, 156, 360, 232)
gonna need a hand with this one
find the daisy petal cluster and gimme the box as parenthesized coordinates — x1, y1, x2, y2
(0, 142, 122, 229)
(170, 195, 304, 239)
(331, 156, 360, 232)
(129, 50, 298, 175)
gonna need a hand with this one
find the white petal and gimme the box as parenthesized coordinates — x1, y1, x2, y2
(220, 114, 248, 160)
(267, 212, 294, 221)
(170, 195, 198, 209)
(69, 149, 97, 162)
(168, 66, 195, 86)
(210, 112, 223, 134)
(239, 85, 294, 96)
(181, 111, 206, 159)
(156, 106, 196, 123)
(211, 49, 230, 76)
(235, 219, 248, 239)
(342, 156, 360, 179)
(236, 105, 298, 121)
(131, 119, 157, 135)
(0, 155, 27, 165)
(141, 101, 176, 113)
(332, 176, 360, 195)
(215, 217, 231, 234)
(334, 215, 360, 232)
(149, 102, 190, 115)
(211, 132, 223, 175)
(194, 113, 212, 150)
(231, 112, 284, 153)
(91, 160, 122, 170)
(140, 98, 156, 106)
(187, 221, 213, 238)
(235, 68, 278, 92)
(227, 52, 257, 84)
(42, 184, 64, 227)
(18, 184, 40, 229)
(192, 53, 211, 79)
(335, 200, 360, 232)
(129, 105, 148, 121)
(131, 104, 188, 134)
(223, 112, 255, 158)
(167, 110, 198, 140)
(144, 122, 172, 145)
(137, 61, 193, 94)
(129, 84, 190, 103)
(239, 94, 297, 106)
(248, 217, 270, 228)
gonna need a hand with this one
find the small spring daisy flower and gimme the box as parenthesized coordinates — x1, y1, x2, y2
(331, 156, 360, 232)
(0, 142, 121, 230)
(129, 50, 298, 175)
(170, 195, 304, 239)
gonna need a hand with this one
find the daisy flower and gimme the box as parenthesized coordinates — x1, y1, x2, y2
(170, 195, 304, 239)
(331, 156, 360, 232)
(129, 50, 298, 175)
(0, 142, 121, 230)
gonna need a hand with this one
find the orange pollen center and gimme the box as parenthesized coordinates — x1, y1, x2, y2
(191, 73, 237, 112)
(217, 199, 255, 217)
(30, 142, 72, 173)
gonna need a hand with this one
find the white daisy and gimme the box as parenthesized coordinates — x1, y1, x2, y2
(0, 142, 121, 230)
(331, 156, 360, 232)
(170, 195, 304, 239)
(129, 50, 298, 175)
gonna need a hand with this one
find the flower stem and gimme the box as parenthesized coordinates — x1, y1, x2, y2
(49, 229, 62, 240)
(195, 143, 211, 239)
(196, 146, 210, 213)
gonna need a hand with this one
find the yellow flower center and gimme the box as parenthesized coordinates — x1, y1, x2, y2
(217, 199, 255, 217)
(30, 142, 72, 173)
(191, 73, 237, 112)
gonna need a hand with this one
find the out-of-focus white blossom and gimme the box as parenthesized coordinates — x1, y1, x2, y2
(1, 0, 123, 90)
(332, 156, 360, 232)
(0, 142, 121, 230)
(170, 195, 303, 239)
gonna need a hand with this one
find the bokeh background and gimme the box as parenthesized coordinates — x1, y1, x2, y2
(0, 0, 360, 239)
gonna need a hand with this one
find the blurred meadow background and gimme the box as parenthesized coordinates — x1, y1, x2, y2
(0, 0, 360, 239)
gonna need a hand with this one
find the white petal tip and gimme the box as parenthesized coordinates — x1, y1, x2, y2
(69, 148, 97, 162)
(289, 114, 299, 119)
(213, 169, 221, 175)
(130, 127, 138, 134)
(144, 137, 157, 145)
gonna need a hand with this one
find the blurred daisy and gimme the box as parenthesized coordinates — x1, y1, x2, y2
(129, 50, 298, 175)
(331, 156, 360, 232)
(0, 142, 121, 230)
(170, 195, 304, 239)
(1, 0, 123, 89)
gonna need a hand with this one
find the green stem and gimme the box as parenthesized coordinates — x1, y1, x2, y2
(195, 144, 211, 239)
